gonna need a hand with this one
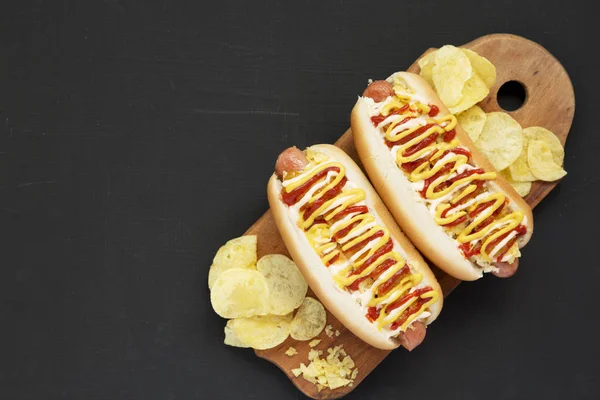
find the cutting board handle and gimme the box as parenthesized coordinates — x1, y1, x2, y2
(463, 34, 574, 206)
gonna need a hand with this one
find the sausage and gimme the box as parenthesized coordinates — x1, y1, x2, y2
(397, 321, 427, 351)
(362, 80, 395, 102)
(275, 147, 309, 178)
(491, 259, 519, 278)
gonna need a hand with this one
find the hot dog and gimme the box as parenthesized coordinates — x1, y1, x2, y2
(267, 144, 443, 350)
(351, 72, 534, 281)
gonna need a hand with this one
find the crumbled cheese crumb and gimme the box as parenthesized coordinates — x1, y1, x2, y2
(335, 330, 340, 337)
(325, 325, 334, 338)
(308, 339, 321, 348)
(291, 345, 358, 391)
(285, 347, 298, 356)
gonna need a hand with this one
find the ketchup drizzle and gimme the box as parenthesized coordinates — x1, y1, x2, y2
(301, 177, 347, 221)
(346, 258, 396, 291)
(282, 166, 339, 206)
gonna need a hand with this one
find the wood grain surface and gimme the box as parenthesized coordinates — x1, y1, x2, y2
(247, 34, 574, 399)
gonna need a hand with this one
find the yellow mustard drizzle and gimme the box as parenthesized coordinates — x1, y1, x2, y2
(306, 224, 340, 264)
(379, 86, 524, 262)
(283, 158, 439, 332)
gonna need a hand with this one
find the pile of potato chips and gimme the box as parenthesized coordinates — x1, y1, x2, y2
(209, 235, 326, 350)
(459, 109, 567, 196)
(419, 45, 567, 197)
(419, 45, 496, 114)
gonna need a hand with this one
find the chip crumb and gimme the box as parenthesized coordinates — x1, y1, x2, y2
(325, 324, 334, 338)
(307, 349, 323, 361)
(285, 347, 298, 356)
(334, 330, 340, 337)
(308, 339, 321, 348)
(291, 344, 358, 391)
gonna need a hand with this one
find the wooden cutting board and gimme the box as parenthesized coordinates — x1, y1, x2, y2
(245, 34, 574, 399)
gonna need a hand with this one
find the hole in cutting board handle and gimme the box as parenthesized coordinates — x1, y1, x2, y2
(497, 80, 527, 111)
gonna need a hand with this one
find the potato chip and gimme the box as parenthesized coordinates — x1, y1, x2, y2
(290, 297, 326, 341)
(457, 105, 486, 142)
(208, 235, 257, 289)
(432, 45, 473, 107)
(461, 49, 497, 88)
(508, 126, 564, 182)
(527, 140, 567, 181)
(500, 170, 532, 197)
(418, 51, 437, 87)
(419, 62, 434, 87)
(257, 254, 308, 316)
(230, 313, 292, 350)
(523, 127, 564, 165)
(418, 50, 437, 69)
(448, 74, 489, 114)
(210, 268, 269, 318)
(510, 180, 532, 197)
(224, 320, 250, 348)
(476, 112, 523, 171)
(508, 147, 536, 182)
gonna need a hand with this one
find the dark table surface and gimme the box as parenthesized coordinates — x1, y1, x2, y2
(2, 1, 598, 399)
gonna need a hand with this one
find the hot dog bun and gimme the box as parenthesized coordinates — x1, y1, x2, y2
(268, 144, 442, 350)
(352, 72, 533, 281)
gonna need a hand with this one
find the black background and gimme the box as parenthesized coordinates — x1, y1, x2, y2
(2, 1, 598, 399)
